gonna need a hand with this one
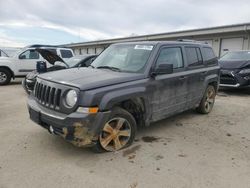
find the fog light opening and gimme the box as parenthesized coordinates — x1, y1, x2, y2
(49, 126, 55, 134)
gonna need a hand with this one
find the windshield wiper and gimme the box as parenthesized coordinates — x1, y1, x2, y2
(96, 66, 121, 72)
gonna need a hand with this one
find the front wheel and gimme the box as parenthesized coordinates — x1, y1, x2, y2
(0, 68, 11, 85)
(93, 107, 137, 152)
(196, 85, 216, 114)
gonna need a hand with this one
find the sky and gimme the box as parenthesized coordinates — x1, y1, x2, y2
(0, 0, 250, 47)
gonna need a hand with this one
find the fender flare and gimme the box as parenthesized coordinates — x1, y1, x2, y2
(0, 66, 15, 78)
(99, 87, 147, 111)
(203, 73, 219, 93)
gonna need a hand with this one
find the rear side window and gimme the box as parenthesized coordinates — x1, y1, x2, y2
(203, 47, 216, 63)
(185, 47, 203, 67)
(156, 47, 184, 69)
(60, 50, 73, 58)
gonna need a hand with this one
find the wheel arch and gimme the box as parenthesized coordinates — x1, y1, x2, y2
(99, 87, 149, 127)
(0, 66, 14, 79)
(204, 74, 219, 93)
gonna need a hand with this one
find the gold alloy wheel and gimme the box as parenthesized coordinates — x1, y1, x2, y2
(99, 117, 131, 151)
(204, 86, 215, 112)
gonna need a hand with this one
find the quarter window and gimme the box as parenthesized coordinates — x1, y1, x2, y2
(19, 50, 39, 59)
(203, 47, 216, 61)
(60, 50, 73, 58)
(186, 47, 203, 67)
(156, 47, 184, 69)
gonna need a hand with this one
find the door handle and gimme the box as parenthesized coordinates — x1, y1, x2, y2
(201, 71, 208, 75)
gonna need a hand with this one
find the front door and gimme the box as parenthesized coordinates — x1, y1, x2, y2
(17, 50, 41, 75)
(150, 46, 188, 122)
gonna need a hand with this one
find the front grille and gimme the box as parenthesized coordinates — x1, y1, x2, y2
(220, 75, 237, 85)
(33, 78, 79, 114)
(34, 82, 62, 110)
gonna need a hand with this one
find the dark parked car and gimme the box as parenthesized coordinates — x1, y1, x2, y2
(219, 51, 250, 88)
(27, 41, 220, 152)
(22, 49, 97, 94)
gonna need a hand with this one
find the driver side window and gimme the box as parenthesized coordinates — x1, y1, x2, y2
(156, 47, 184, 69)
(19, 50, 39, 60)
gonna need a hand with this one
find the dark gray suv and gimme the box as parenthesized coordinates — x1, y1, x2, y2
(27, 41, 220, 152)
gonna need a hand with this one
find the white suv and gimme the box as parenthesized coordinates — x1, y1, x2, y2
(0, 45, 74, 85)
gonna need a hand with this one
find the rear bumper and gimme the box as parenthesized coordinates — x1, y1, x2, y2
(27, 95, 110, 147)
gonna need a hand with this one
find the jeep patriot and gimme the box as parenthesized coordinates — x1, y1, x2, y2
(27, 41, 220, 152)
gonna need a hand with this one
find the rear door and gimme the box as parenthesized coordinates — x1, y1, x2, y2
(184, 46, 206, 109)
(150, 46, 188, 121)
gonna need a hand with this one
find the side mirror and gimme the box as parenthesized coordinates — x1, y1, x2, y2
(152, 63, 173, 76)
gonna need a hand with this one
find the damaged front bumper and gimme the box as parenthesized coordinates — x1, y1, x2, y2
(219, 70, 250, 88)
(27, 95, 110, 147)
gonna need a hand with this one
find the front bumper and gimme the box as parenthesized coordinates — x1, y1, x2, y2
(27, 95, 110, 147)
(219, 70, 250, 88)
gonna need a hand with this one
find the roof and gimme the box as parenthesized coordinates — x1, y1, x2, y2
(26, 44, 72, 49)
(64, 22, 250, 48)
(26, 44, 60, 48)
(108, 40, 211, 47)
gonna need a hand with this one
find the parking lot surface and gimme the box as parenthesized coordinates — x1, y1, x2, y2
(0, 79, 250, 188)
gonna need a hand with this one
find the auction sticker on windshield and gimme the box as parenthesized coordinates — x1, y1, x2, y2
(134, 45, 153, 50)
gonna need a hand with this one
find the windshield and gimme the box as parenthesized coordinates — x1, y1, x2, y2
(1, 48, 20, 57)
(91, 44, 154, 73)
(220, 51, 250, 61)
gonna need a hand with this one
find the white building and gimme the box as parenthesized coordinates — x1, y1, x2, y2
(65, 23, 250, 57)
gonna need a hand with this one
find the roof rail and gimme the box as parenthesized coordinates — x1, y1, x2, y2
(176, 39, 209, 44)
(26, 44, 60, 48)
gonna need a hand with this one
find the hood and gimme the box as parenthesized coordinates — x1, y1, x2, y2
(26, 65, 66, 80)
(38, 68, 144, 90)
(35, 48, 65, 65)
(0, 56, 11, 61)
(26, 71, 39, 80)
(219, 60, 250, 70)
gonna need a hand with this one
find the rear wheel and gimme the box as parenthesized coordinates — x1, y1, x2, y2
(93, 107, 137, 152)
(0, 68, 11, 85)
(196, 85, 216, 114)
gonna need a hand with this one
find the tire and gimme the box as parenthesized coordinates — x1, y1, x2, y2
(196, 85, 216, 114)
(92, 107, 137, 153)
(0, 68, 11, 85)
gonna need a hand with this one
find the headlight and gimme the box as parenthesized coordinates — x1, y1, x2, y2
(65, 90, 77, 107)
(239, 69, 250, 74)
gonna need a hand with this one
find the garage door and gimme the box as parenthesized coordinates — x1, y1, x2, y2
(220, 38, 244, 56)
(81, 48, 88, 55)
(201, 40, 213, 46)
(88, 48, 95, 54)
